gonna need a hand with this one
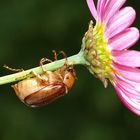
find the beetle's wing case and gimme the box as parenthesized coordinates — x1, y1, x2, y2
(24, 82, 66, 107)
(12, 76, 49, 103)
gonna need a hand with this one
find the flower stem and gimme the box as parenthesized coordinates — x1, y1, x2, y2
(0, 50, 87, 85)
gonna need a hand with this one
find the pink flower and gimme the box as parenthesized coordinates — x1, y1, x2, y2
(85, 0, 140, 115)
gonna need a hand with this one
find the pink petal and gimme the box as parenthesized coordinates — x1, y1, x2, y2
(118, 83, 140, 100)
(97, 0, 107, 22)
(104, 0, 126, 25)
(114, 83, 140, 116)
(86, 0, 97, 20)
(105, 7, 136, 39)
(112, 50, 140, 67)
(112, 74, 140, 100)
(113, 62, 140, 83)
(108, 27, 140, 50)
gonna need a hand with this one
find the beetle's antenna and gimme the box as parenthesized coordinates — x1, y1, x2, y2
(3, 64, 24, 72)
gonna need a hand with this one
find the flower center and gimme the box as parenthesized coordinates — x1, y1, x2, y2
(83, 21, 112, 87)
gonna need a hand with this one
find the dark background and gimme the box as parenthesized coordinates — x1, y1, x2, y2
(0, 0, 139, 140)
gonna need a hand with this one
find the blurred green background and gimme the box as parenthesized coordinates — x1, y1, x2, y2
(0, 0, 139, 140)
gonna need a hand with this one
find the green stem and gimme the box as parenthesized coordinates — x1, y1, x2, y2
(0, 51, 87, 85)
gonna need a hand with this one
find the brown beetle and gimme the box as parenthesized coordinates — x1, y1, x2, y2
(8, 51, 76, 107)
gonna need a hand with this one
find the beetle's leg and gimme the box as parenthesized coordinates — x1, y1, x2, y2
(52, 50, 68, 66)
(52, 50, 67, 62)
(40, 58, 52, 72)
(30, 71, 42, 79)
(30, 71, 48, 84)
(39, 58, 55, 83)
(58, 51, 67, 59)
(59, 51, 76, 68)
(58, 51, 68, 66)
(52, 50, 58, 61)
(3, 64, 24, 72)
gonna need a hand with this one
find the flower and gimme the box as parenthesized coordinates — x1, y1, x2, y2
(83, 0, 140, 115)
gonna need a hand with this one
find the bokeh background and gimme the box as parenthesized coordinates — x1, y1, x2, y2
(0, 0, 139, 140)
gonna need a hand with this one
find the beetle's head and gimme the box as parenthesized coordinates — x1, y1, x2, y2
(63, 67, 76, 89)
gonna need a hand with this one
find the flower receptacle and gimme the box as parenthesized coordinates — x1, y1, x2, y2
(82, 21, 112, 88)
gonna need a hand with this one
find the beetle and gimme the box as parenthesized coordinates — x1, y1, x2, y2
(9, 51, 76, 107)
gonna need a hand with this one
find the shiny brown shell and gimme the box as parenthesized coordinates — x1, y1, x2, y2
(12, 65, 76, 107)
